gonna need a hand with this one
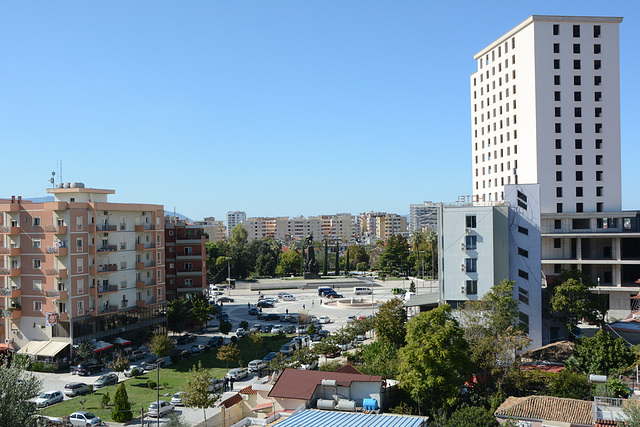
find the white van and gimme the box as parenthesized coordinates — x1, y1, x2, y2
(248, 359, 266, 372)
(353, 287, 372, 295)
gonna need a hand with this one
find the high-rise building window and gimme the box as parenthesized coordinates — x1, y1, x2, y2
(553, 43, 560, 53)
(555, 139, 562, 149)
(595, 123, 603, 133)
(556, 171, 563, 181)
(573, 44, 581, 54)
(596, 171, 603, 181)
(556, 155, 562, 165)
(556, 187, 563, 197)
(595, 139, 603, 149)
(594, 25, 601, 38)
(575, 139, 582, 149)
(596, 187, 603, 197)
(597, 202, 603, 212)
(555, 107, 561, 117)
(575, 123, 582, 133)
(574, 59, 581, 69)
(556, 203, 563, 213)
(576, 187, 583, 197)
(574, 75, 581, 85)
(594, 60, 601, 70)
(555, 220, 562, 230)
(555, 91, 561, 101)
(555, 123, 562, 133)
(554, 59, 560, 69)
(553, 24, 560, 35)
(575, 155, 582, 165)
(574, 107, 582, 117)
(574, 92, 582, 101)
(596, 155, 603, 165)
(576, 203, 583, 212)
(554, 75, 561, 85)
(573, 25, 580, 37)
(595, 107, 602, 118)
(594, 44, 601, 54)
(595, 92, 602, 101)
(576, 171, 583, 181)
(594, 75, 602, 86)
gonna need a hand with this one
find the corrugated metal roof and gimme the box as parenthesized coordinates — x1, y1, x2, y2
(273, 409, 427, 427)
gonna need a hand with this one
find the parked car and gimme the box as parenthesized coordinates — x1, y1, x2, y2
(190, 344, 201, 354)
(261, 324, 274, 333)
(248, 307, 259, 315)
(262, 352, 278, 363)
(347, 315, 356, 322)
(63, 382, 90, 397)
(128, 350, 146, 361)
(69, 411, 104, 426)
(250, 324, 261, 333)
(283, 325, 296, 334)
(270, 325, 283, 334)
(170, 391, 184, 406)
(141, 358, 165, 370)
(301, 359, 319, 370)
(202, 324, 220, 333)
(248, 359, 266, 372)
(93, 373, 118, 390)
(208, 378, 224, 392)
(75, 362, 104, 376)
(33, 390, 64, 407)
(218, 296, 234, 303)
(281, 294, 296, 301)
(176, 334, 196, 345)
(148, 400, 175, 417)
(123, 365, 145, 378)
(266, 313, 280, 321)
(318, 316, 331, 324)
(257, 300, 274, 308)
(236, 328, 246, 337)
(226, 368, 249, 380)
(392, 287, 407, 295)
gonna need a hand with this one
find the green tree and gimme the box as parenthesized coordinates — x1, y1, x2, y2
(0, 354, 42, 427)
(445, 406, 498, 427)
(572, 329, 634, 376)
(335, 241, 340, 276)
(167, 297, 191, 334)
(220, 320, 233, 336)
(229, 224, 250, 279)
(620, 400, 640, 427)
(550, 270, 607, 332)
(312, 338, 341, 364)
(77, 341, 95, 360)
(249, 333, 264, 358)
(106, 351, 130, 382)
(323, 240, 328, 276)
(398, 305, 472, 415)
(148, 333, 175, 359)
(374, 298, 407, 348)
(206, 240, 230, 284)
(361, 340, 399, 378)
(546, 369, 590, 399)
(378, 234, 410, 275)
(344, 249, 350, 275)
(183, 361, 219, 427)
(349, 245, 370, 269)
(251, 238, 281, 277)
(189, 295, 217, 328)
(165, 412, 191, 427)
(111, 382, 133, 422)
(217, 343, 240, 369)
(275, 250, 302, 276)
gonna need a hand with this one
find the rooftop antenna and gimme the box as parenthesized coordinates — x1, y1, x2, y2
(57, 160, 63, 184)
(50, 171, 55, 188)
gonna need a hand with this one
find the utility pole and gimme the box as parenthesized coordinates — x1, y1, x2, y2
(420, 251, 425, 281)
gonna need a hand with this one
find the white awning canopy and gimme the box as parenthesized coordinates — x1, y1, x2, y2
(35, 341, 69, 357)
(17, 341, 48, 355)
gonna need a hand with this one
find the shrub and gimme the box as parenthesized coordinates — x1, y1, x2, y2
(230, 336, 238, 344)
(130, 367, 141, 378)
(445, 406, 498, 427)
(111, 383, 133, 423)
(147, 380, 157, 390)
(101, 391, 111, 408)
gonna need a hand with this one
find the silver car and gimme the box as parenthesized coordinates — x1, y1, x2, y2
(69, 411, 104, 426)
(33, 390, 64, 407)
(63, 382, 90, 397)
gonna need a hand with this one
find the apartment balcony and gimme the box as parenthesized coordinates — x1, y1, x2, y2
(0, 288, 21, 298)
(135, 243, 156, 251)
(135, 262, 144, 270)
(0, 226, 20, 235)
(0, 247, 20, 256)
(135, 279, 156, 289)
(135, 224, 156, 232)
(45, 289, 68, 299)
(136, 297, 157, 308)
(144, 261, 156, 269)
(119, 223, 127, 231)
(176, 269, 202, 277)
(136, 280, 145, 289)
(46, 246, 68, 256)
(97, 284, 118, 294)
(1, 308, 21, 320)
(176, 253, 204, 260)
(97, 224, 117, 232)
(120, 280, 127, 289)
(97, 245, 118, 253)
(0, 268, 21, 276)
(93, 305, 119, 316)
(119, 243, 127, 250)
(45, 225, 68, 234)
(59, 312, 69, 321)
(92, 264, 118, 275)
(176, 236, 205, 244)
(45, 268, 68, 278)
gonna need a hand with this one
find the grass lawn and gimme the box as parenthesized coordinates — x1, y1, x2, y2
(38, 334, 293, 422)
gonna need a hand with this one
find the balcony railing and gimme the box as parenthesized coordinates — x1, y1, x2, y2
(97, 245, 118, 253)
(45, 225, 67, 234)
(97, 285, 118, 294)
(97, 264, 118, 273)
(120, 280, 127, 289)
(97, 225, 117, 232)
(98, 305, 119, 314)
(120, 243, 127, 250)
(119, 224, 127, 231)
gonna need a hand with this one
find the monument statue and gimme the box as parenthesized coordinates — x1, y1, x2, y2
(303, 233, 320, 279)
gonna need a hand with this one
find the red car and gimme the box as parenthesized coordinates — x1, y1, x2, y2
(326, 349, 342, 358)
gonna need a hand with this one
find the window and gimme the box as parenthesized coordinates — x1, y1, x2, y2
(596, 139, 603, 149)
(554, 91, 561, 101)
(596, 187, 603, 197)
(595, 92, 602, 101)
(33, 217, 41, 226)
(518, 247, 529, 258)
(576, 203, 583, 213)
(574, 75, 581, 85)
(596, 171, 603, 181)
(554, 59, 560, 69)
(77, 279, 84, 294)
(185, 279, 193, 287)
(77, 258, 84, 274)
(553, 43, 560, 53)
(76, 215, 83, 230)
(554, 107, 562, 117)
(465, 235, 477, 249)
(33, 259, 41, 269)
(34, 301, 42, 312)
(555, 123, 562, 133)
(556, 171, 563, 181)
(594, 44, 601, 54)
(557, 203, 563, 213)
(594, 75, 602, 86)
(553, 24, 559, 35)
(33, 238, 41, 248)
(594, 59, 601, 70)
(595, 107, 602, 117)
(576, 171, 583, 181)
(576, 187, 583, 197)
(518, 269, 529, 280)
(573, 25, 580, 37)
(575, 155, 582, 165)
(519, 287, 529, 304)
(595, 123, 602, 133)
(575, 139, 582, 149)
(574, 107, 582, 117)
(594, 25, 601, 38)
(574, 91, 582, 101)
(573, 44, 580, 54)
(555, 139, 562, 149)
(465, 258, 477, 273)
(555, 220, 562, 230)
(518, 226, 528, 235)
(554, 75, 561, 85)
(556, 187, 563, 197)
(33, 280, 43, 292)
(596, 155, 603, 165)
(554, 238, 562, 248)
(466, 215, 477, 228)
(575, 123, 582, 133)
(574, 59, 581, 69)
(466, 280, 478, 295)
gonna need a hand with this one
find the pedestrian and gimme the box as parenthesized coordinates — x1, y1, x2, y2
(230, 377, 235, 391)
(224, 377, 229, 392)
(286, 308, 289, 314)
(312, 300, 314, 306)
(303, 304, 305, 310)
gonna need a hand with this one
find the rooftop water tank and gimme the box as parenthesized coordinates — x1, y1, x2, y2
(363, 398, 379, 411)
(63, 182, 71, 188)
(56, 183, 64, 188)
(70, 182, 85, 188)
(337, 399, 356, 412)
(316, 399, 335, 410)
(321, 379, 338, 387)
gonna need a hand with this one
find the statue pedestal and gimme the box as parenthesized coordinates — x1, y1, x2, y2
(303, 273, 321, 279)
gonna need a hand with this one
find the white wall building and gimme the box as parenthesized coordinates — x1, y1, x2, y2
(226, 211, 247, 236)
(471, 15, 622, 214)
(409, 202, 439, 232)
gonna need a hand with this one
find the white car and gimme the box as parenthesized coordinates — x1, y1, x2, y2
(69, 411, 103, 426)
(226, 368, 248, 380)
(248, 359, 266, 372)
(148, 400, 175, 417)
(281, 294, 296, 301)
(171, 391, 184, 406)
(124, 365, 146, 378)
(301, 359, 319, 370)
(34, 390, 64, 407)
(318, 316, 331, 324)
(271, 325, 283, 334)
(236, 328, 246, 337)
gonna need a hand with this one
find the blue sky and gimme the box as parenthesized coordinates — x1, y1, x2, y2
(2, 1, 639, 221)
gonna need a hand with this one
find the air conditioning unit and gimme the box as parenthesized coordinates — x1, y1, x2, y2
(465, 228, 473, 234)
(461, 286, 467, 295)
(104, 211, 108, 215)
(5, 338, 13, 344)
(461, 264, 467, 272)
(461, 243, 467, 251)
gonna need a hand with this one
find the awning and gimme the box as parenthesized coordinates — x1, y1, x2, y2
(251, 402, 274, 412)
(93, 340, 113, 353)
(17, 341, 48, 355)
(113, 337, 131, 345)
(35, 341, 69, 357)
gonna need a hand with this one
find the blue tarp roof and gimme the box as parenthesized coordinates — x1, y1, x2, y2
(274, 409, 428, 427)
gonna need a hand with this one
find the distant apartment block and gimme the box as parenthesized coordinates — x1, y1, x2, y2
(0, 184, 167, 358)
(409, 202, 439, 233)
(226, 211, 246, 236)
(242, 214, 355, 243)
(358, 212, 407, 242)
(195, 217, 226, 242)
(165, 218, 207, 301)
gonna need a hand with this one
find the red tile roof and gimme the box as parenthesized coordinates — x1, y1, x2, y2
(335, 363, 364, 375)
(268, 368, 382, 401)
(219, 393, 243, 409)
(494, 396, 593, 426)
(239, 385, 257, 395)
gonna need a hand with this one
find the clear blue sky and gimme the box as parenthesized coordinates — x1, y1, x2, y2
(2, 1, 639, 221)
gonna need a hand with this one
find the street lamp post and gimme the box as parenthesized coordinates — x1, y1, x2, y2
(226, 257, 232, 295)
(420, 251, 425, 281)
